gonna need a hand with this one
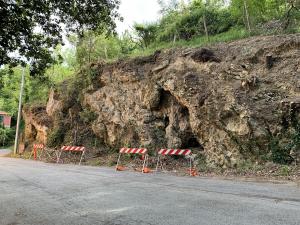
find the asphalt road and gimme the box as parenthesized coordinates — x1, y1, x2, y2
(0, 158, 300, 225)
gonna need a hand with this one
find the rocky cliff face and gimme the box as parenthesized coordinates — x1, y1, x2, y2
(23, 106, 51, 145)
(24, 34, 300, 167)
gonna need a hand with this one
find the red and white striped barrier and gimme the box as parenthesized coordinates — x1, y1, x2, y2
(57, 146, 86, 165)
(116, 148, 149, 173)
(30, 144, 45, 160)
(34, 144, 44, 149)
(156, 148, 194, 176)
(61, 146, 85, 152)
(158, 149, 191, 156)
(119, 148, 147, 154)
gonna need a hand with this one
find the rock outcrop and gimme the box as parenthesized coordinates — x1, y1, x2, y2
(24, 34, 300, 167)
(23, 106, 52, 145)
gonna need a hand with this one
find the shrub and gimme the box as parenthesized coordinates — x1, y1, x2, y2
(0, 127, 15, 147)
(79, 109, 97, 124)
(47, 125, 65, 148)
(277, 165, 291, 176)
(269, 138, 293, 165)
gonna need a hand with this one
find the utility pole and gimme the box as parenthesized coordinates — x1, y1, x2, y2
(13, 66, 25, 155)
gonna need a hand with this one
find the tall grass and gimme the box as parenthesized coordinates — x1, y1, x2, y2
(128, 28, 249, 58)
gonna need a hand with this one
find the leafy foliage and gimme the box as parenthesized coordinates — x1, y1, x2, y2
(47, 124, 65, 148)
(76, 32, 122, 65)
(269, 137, 294, 165)
(134, 23, 158, 47)
(155, 1, 236, 42)
(0, 47, 76, 117)
(0, 0, 121, 76)
(71, 0, 299, 66)
(0, 127, 15, 147)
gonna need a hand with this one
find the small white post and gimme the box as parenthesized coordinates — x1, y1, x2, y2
(142, 154, 148, 173)
(189, 157, 192, 176)
(155, 155, 160, 172)
(116, 153, 121, 171)
(79, 151, 85, 165)
(56, 150, 63, 164)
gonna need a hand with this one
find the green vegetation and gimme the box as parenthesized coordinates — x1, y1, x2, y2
(0, 127, 15, 147)
(0, 47, 76, 117)
(277, 165, 291, 176)
(1, 0, 299, 117)
(0, 0, 120, 76)
(47, 120, 66, 148)
(0, 0, 299, 166)
(75, 0, 299, 62)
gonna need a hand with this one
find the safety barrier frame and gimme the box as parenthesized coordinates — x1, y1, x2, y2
(116, 148, 149, 173)
(156, 149, 193, 176)
(56, 146, 86, 165)
(30, 144, 45, 160)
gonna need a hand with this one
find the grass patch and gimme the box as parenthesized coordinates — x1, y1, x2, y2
(276, 165, 292, 176)
(0, 145, 14, 150)
(236, 160, 263, 174)
(127, 28, 249, 59)
(6, 151, 32, 159)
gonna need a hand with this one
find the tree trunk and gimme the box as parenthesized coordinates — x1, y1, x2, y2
(244, 0, 251, 33)
(173, 33, 177, 46)
(88, 35, 92, 64)
(203, 14, 209, 41)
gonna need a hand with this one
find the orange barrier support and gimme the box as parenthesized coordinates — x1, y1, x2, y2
(30, 144, 44, 160)
(56, 146, 86, 165)
(156, 149, 194, 176)
(188, 168, 199, 177)
(142, 167, 152, 173)
(116, 148, 149, 173)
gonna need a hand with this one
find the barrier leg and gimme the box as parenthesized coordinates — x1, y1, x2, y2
(142, 154, 147, 173)
(79, 151, 85, 165)
(145, 155, 149, 168)
(29, 149, 34, 160)
(57, 150, 63, 164)
(155, 156, 160, 172)
(116, 153, 121, 171)
(45, 149, 51, 157)
(189, 157, 192, 176)
(38, 148, 43, 160)
(33, 147, 37, 160)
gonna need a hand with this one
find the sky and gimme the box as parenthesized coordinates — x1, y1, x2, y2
(116, 0, 161, 35)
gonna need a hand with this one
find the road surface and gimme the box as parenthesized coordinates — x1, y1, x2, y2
(0, 158, 299, 225)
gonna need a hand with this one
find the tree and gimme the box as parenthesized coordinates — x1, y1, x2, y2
(134, 24, 158, 48)
(76, 32, 124, 65)
(0, 45, 76, 117)
(243, 0, 251, 33)
(0, 127, 14, 146)
(283, 0, 300, 29)
(0, 0, 121, 76)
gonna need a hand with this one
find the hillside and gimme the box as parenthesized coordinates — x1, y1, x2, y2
(23, 34, 300, 168)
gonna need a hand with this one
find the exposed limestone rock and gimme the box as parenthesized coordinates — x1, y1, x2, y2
(24, 34, 300, 166)
(46, 89, 63, 117)
(23, 106, 52, 145)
